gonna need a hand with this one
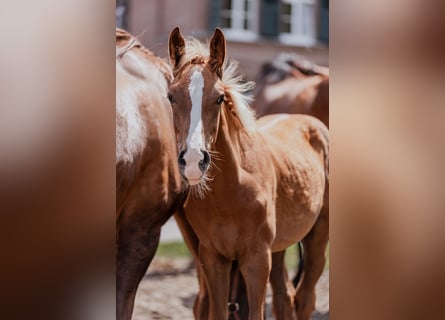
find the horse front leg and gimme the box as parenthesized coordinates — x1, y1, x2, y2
(116, 217, 161, 320)
(199, 243, 231, 320)
(174, 210, 209, 319)
(239, 247, 272, 320)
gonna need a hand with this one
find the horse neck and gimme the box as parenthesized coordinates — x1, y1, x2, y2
(211, 104, 254, 186)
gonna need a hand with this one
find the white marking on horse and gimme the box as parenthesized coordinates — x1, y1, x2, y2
(116, 80, 147, 164)
(184, 70, 205, 182)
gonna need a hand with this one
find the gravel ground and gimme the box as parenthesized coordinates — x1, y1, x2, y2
(133, 256, 329, 320)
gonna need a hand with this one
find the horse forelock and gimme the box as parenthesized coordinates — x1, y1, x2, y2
(177, 37, 257, 132)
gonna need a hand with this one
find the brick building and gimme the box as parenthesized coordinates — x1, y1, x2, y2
(116, 0, 328, 80)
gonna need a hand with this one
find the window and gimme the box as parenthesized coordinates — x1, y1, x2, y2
(279, 0, 317, 46)
(220, 0, 259, 41)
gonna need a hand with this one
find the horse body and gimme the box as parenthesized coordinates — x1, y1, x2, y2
(116, 29, 184, 320)
(168, 28, 329, 320)
(186, 113, 326, 256)
(254, 55, 329, 127)
(258, 114, 327, 252)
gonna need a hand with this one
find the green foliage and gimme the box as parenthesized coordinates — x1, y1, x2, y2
(156, 241, 329, 271)
(285, 242, 330, 271)
(156, 241, 192, 258)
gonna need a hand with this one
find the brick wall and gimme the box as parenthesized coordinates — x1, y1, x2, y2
(125, 0, 328, 81)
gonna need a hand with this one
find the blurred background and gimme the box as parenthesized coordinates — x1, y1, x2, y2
(116, 0, 328, 80)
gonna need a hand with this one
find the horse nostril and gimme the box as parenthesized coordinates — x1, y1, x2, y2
(199, 150, 210, 172)
(178, 150, 186, 167)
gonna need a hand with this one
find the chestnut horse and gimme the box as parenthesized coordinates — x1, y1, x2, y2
(116, 29, 186, 320)
(253, 53, 329, 127)
(168, 28, 329, 320)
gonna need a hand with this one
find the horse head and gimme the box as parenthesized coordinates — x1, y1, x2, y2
(167, 27, 227, 186)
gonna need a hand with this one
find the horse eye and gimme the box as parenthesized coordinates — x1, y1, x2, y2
(216, 94, 225, 105)
(167, 93, 175, 104)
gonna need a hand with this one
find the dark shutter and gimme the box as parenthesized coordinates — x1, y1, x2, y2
(260, 0, 280, 38)
(116, 0, 129, 30)
(209, 0, 222, 30)
(319, 0, 329, 43)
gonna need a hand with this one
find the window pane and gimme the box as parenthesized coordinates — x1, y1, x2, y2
(222, 0, 232, 10)
(280, 21, 291, 33)
(281, 2, 292, 16)
(221, 17, 232, 28)
(244, 18, 249, 30)
(280, 1, 292, 34)
(302, 4, 315, 36)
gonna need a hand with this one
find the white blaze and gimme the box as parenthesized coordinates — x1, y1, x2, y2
(184, 70, 205, 182)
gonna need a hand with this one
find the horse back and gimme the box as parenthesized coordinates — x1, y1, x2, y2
(258, 113, 328, 178)
(253, 75, 325, 117)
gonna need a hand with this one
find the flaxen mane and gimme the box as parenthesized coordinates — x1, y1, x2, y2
(175, 37, 257, 131)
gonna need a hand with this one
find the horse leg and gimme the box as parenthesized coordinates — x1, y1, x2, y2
(239, 248, 272, 320)
(194, 262, 210, 320)
(199, 243, 231, 320)
(270, 250, 296, 320)
(230, 262, 249, 320)
(116, 217, 161, 320)
(294, 205, 329, 320)
(174, 210, 209, 320)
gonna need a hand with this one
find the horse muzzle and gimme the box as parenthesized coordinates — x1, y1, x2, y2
(178, 149, 210, 185)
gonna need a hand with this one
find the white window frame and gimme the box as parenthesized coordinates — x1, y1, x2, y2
(279, 0, 318, 46)
(220, 0, 259, 42)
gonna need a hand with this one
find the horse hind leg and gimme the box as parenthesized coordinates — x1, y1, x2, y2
(294, 204, 329, 320)
(270, 250, 296, 320)
(193, 262, 209, 320)
(229, 261, 249, 320)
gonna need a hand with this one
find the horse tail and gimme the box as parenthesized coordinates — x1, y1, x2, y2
(292, 241, 304, 287)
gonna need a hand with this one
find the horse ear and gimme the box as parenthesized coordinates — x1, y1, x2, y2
(209, 28, 226, 78)
(168, 27, 185, 69)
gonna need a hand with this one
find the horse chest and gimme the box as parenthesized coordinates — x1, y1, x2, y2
(185, 192, 273, 258)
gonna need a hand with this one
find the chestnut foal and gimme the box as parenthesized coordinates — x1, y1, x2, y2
(168, 28, 329, 320)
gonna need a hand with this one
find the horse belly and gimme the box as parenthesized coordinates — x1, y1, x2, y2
(272, 167, 325, 252)
(272, 205, 319, 252)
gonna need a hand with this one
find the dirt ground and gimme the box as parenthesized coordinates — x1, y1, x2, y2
(133, 256, 329, 320)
